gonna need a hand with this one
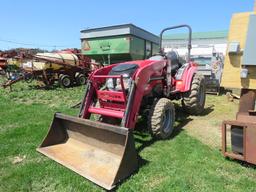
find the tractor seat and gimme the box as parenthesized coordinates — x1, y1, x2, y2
(166, 51, 182, 76)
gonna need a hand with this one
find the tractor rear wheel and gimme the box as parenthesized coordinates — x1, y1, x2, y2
(59, 74, 72, 88)
(182, 73, 205, 115)
(148, 98, 175, 139)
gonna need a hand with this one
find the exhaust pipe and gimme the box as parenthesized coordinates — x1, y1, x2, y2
(37, 113, 138, 190)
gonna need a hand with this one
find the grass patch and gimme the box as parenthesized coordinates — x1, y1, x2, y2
(0, 80, 256, 191)
(181, 93, 239, 148)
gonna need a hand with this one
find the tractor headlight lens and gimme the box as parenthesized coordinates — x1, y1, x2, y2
(106, 78, 114, 90)
(115, 77, 131, 91)
(106, 74, 131, 91)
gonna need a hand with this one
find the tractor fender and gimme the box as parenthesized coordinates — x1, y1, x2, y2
(182, 63, 198, 92)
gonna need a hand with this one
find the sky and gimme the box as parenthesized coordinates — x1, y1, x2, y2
(0, 0, 254, 50)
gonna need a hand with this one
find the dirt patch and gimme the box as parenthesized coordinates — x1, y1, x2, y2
(12, 155, 26, 164)
(0, 124, 20, 134)
(182, 95, 238, 149)
(146, 174, 167, 189)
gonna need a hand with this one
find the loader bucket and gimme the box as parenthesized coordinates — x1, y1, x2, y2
(37, 113, 138, 190)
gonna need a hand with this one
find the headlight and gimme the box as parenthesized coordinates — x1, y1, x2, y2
(106, 78, 114, 90)
(106, 74, 132, 91)
(115, 78, 131, 91)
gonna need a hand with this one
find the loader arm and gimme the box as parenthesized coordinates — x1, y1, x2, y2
(125, 60, 166, 128)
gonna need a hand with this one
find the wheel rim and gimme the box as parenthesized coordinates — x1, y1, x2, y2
(162, 109, 173, 133)
(79, 76, 86, 84)
(63, 77, 70, 87)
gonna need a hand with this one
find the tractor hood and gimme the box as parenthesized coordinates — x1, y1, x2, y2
(91, 59, 165, 81)
(109, 63, 139, 77)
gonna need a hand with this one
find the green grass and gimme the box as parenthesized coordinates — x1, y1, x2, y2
(1, 80, 256, 192)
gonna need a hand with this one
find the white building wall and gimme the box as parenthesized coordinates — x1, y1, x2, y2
(163, 38, 227, 55)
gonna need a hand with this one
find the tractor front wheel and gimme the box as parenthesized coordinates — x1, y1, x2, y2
(182, 73, 205, 115)
(148, 98, 175, 139)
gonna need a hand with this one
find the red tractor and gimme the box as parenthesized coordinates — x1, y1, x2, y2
(38, 25, 206, 190)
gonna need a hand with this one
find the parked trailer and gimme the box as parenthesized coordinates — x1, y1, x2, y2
(80, 24, 160, 65)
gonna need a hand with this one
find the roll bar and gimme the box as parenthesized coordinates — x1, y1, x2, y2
(159, 25, 192, 62)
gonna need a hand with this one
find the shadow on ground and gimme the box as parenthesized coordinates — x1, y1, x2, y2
(224, 157, 256, 170)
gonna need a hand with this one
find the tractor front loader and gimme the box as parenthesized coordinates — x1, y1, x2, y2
(37, 25, 206, 190)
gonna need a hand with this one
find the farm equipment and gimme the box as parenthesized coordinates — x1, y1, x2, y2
(80, 24, 159, 65)
(221, 6, 256, 165)
(0, 51, 30, 88)
(0, 57, 8, 74)
(37, 25, 205, 190)
(191, 48, 224, 94)
(2, 49, 94, 89)
(0, 50, 32, 76)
